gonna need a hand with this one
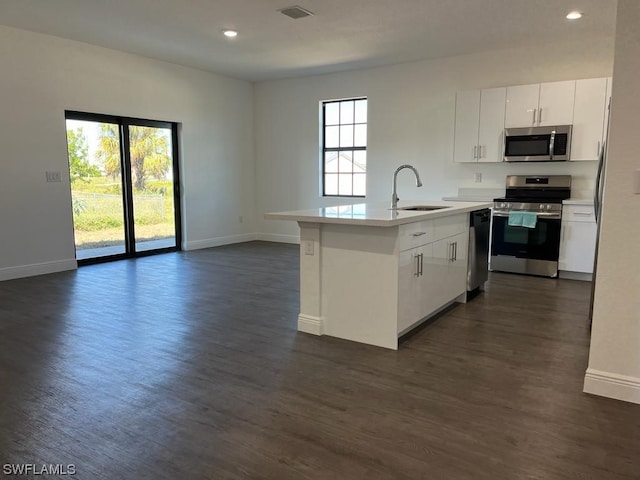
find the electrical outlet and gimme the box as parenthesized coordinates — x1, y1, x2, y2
(474, 172, 482, 183)
(304, 240, 314, 255)
(46, 171, 62, 182)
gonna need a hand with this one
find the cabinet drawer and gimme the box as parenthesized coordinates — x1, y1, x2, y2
(433, 214, 467, 241)
(563, 205, 595, 223)
(398, 220, 434, 251)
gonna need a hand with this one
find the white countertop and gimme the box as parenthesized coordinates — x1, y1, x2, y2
(563, 198, 594, 206)
(265, 200, 492, 227)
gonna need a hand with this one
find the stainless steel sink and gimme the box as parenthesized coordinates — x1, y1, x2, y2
(395, 206, 448, 211)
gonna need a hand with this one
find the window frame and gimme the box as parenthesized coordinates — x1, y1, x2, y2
(321, 97, 367, 198)
(65, 110, 182, 265)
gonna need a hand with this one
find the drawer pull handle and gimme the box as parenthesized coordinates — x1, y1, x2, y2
(573, 212, 592, 216)
(412, 232, 427, 237)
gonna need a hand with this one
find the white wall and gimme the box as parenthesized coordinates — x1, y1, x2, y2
(0, 23, 616, 278)
(254, 38, 613, 241)
(0, 26, 254, 280)
(585, 0, 640, 404)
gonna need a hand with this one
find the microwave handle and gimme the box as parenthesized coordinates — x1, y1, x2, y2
(549, 130, 556, 160)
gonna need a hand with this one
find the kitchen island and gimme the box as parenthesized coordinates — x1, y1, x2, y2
(265, 201, 492, 349)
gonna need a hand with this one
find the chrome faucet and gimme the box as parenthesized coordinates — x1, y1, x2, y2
(391, 164, 423, 209)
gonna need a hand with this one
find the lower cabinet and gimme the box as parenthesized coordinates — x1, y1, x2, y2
(559, 204, 597, 275)
(431, 232, 469, 308)
(398, 244, 433, 333)
(301, 213, 473, 349)
(397, 215, 468, 334)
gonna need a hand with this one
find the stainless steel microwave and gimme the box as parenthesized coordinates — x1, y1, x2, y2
(504, 125, 572, 162)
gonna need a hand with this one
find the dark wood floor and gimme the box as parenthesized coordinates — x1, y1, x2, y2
(1, 241, 639, 479)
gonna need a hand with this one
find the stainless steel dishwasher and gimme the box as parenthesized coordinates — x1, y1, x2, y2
(467, 209, 491, 294)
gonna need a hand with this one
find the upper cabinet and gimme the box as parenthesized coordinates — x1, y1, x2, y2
(453, 87, 506, 163)
(453, 77, 610, 163)
(570, 77, 610, 161)
(504, 84, 540, 127)
(505, 80, 575, 127)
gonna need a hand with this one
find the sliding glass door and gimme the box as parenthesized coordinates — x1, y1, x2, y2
(65, 112, 181, 263)
(126, 124, 177, 253)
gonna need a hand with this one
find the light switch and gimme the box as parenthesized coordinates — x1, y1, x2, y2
(46, 171, 62, 182)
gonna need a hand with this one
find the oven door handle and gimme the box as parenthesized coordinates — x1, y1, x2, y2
(492, 211, 561, 220)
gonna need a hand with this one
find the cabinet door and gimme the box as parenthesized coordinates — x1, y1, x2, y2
(538, 80, 575, 126)
(398, 246, 423, 334)
(430, 233, 467, 307)
(559, 221, 597, 273)
(505, 84, 540, 127)
(416, 243, 437, 324)
(571, 78, 608, 161)
(478, 87, 506, 162)
(448, 232, 469, 296)
(432, 233, 468, 302)
(453, 90, 481, 163)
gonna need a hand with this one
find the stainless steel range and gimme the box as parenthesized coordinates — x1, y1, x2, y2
(490, 175, 571, 277)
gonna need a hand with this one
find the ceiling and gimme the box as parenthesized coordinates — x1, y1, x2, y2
(0, 0, 617, 82)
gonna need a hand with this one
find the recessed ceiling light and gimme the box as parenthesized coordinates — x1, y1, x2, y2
(566, 11, 583, 20)
(223, 29, 238, 38)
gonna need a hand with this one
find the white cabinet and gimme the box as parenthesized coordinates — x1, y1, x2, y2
(431, 231, 468, 308)
(571, 78, 609, 161)
(539, 81, 576, 126)
(398, 219, 436, 334)
(453, 90, 480, 163)
(398, 219, 434, 251)
(559, 204, 597, 275)
(478, 89, 507, 162)
(454, 77, 611, 163)
(454, 87, 506, 163)
(398, 244, 433, 333)
(505, 80, 575, 127)
(293, 209, 480, 350)
(505, 84, 540, 127)
(397, 214, 468, 334)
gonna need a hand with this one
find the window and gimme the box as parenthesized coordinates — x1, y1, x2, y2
(322, 98, 367, 197)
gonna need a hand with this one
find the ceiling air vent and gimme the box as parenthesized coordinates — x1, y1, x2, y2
(279, 5, 314, 19)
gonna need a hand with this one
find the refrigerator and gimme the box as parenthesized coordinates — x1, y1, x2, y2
(588, 97, 612, 328)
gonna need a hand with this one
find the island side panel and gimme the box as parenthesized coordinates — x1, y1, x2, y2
(298, 222, 323, 334)
(319, 224, 400, 350)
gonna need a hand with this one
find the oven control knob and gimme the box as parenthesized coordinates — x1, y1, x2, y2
(546, 204, 552, 210)
(507, 203, 512, 209)
(539, 204, 545, 210)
